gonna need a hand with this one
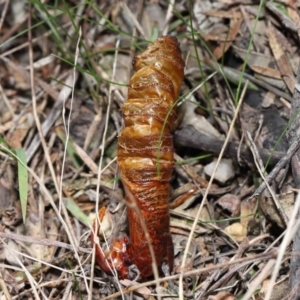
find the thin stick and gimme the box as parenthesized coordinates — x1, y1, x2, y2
(0, 0, 10, 36)
(120, 2, 146, 39)
(0, 232, 90, 253)
(162, 0, 176, 36)
(59, 29, 81, 211)
(249, 133, 300, 200)
(242, 259, 276, 300)
(246, 131, 288, 225)
(103, 251, 278, 300)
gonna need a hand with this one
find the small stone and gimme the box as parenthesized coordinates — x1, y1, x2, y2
(204, 158, 235, 184)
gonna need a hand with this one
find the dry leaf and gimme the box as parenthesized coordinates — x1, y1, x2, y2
(181, 101, 223, 139)
(172, 203, 212, 235)
(251, 65, 281, 79)
(268, 24, 294, 93)
(141, 2, 165, 38)
(240, 103, 262, 139)
(155, 286, 178, 300)
(262, 91, 276, 108)
(224, 223, 247, 242)
(213, 18, 242, 60)
(91, 207, 113, 240)
(120, 279, 151, 298)
(208, 291, 236, 300)
(260, 191, 294, 228)
(4, 239, 23, 267)
(216, 194, 240, 216)
(24, 210, 58, 262)
(0, 179, 13, 211)
(43, 210, 59, 261)
(261, 277, 289, 300)
(205, 9, 242, 19)
(286, 0, 300, 24)
(240, 198, 257, 228)
(6, 114, 33, 148)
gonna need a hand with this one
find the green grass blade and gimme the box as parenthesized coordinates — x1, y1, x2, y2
(63, 198, 91, 227)
(56, 128, 81, 169)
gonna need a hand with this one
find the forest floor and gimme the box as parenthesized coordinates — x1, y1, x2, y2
(0, 1, 300, 299)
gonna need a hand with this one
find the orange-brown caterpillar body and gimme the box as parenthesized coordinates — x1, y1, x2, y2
(92, 36, 185, 279)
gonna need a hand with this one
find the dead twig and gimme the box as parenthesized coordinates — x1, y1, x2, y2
(246, 131, 289, 226)
(249, 132, 300, 200)
(175, 125, 284, 167)
(103, 251, 279, 300)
